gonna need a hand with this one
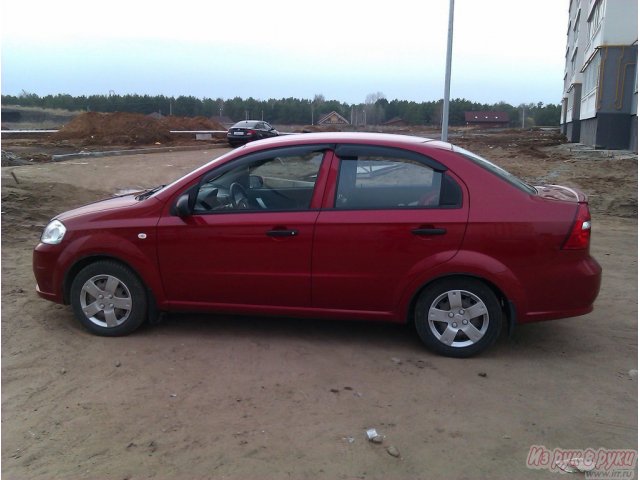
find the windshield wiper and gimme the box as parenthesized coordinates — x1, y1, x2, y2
(136, 184, 165, 200)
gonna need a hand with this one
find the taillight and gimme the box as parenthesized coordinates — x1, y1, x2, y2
(562, 203, 591, 250)
(247, 129, 256, 135)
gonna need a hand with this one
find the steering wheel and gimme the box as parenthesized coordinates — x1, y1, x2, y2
(229, 182, 250, 209)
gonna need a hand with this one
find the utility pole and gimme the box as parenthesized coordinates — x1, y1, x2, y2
(441, 0, 455, 142)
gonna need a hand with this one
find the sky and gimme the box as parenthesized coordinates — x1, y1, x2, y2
(1, 0, 568, 106)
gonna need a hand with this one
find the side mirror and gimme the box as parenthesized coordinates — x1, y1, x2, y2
(249, 175, 264, 188)
(175, 193, 192, 217)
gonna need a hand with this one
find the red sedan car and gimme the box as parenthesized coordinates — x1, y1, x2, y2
(33, 133, 601, 357)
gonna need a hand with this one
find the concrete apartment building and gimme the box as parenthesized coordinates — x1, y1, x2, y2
(560, 0, 638, 151)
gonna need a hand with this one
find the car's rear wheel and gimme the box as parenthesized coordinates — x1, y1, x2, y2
(70, 260, 147, 336)
(414, 278, 502, 357)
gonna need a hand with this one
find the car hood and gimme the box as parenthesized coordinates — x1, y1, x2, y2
(534, 185, 587, 203)
(56, 193, 146, 222)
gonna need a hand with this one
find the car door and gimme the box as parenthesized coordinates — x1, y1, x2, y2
(312, 145, 469, 316)
(156, 145, 331, 310)
(264, 122, 277, 138)
(254, 122, 266, 139)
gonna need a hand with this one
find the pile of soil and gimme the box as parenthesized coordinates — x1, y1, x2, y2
(1, 150, 31, 167)
(52, 112, 226, 146)
(297, 124, 342, 133)
(54, 112, 172, 146)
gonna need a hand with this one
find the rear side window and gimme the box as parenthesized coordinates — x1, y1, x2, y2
(335, 147, 461, 209)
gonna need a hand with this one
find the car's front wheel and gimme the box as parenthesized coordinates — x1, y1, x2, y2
(70, 260, 147, 336)
(414, 278, 502, 357)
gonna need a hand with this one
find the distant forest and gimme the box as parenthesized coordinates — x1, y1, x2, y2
(1, 92, 562, 127)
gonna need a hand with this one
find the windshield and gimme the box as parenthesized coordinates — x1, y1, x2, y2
(453, 145, 536, 194)
(149, 149, 238, 197)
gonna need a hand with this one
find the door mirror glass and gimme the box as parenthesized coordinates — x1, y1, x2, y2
(175, 193, 192, 217)
(249, 175, 264, 188)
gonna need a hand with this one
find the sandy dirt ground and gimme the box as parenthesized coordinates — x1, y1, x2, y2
(1, 132, 637, 479)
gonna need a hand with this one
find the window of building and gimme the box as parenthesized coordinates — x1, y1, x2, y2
(588, 0, 605, 39)
(583, 54, 601, 93)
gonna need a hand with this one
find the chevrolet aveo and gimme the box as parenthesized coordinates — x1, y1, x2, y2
(33, 133, 602, 357)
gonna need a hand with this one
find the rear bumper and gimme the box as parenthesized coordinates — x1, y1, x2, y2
(517, 255, 602, 324)
(227, 135, 256, 145)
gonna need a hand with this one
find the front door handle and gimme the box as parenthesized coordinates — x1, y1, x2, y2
(412, 227, 447, 236)
(267, 229, 298, 237)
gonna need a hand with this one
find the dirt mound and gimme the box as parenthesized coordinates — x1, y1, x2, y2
(53, 112, 227, 145)
(54, 112, 173, 145)
(297, 124, 342, 133)
(1, 150, 31, 167)
(159, 115, 225, 131)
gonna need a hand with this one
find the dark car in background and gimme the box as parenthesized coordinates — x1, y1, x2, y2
(227, 120, 278, 147)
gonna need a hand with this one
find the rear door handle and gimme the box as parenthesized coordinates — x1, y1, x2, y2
(412, 227, 447, 236)
(267, 229, 298, 237)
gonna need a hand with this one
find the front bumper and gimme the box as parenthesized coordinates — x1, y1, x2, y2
(33, 242, 65, 304)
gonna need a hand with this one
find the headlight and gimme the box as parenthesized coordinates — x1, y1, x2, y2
(41, 220, 66, 245)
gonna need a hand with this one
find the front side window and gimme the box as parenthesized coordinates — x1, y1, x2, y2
(193, 149, 324, 213)
(335, 147, 461, 209)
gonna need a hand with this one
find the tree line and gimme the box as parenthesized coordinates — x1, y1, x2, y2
(2, 91, 561, 127)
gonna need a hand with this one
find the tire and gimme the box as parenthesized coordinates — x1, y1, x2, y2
(414, 278, 502, 357)
(70, 260, 148, 336)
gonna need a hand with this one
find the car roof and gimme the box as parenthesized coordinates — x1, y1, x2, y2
(236, 131, 453, 151)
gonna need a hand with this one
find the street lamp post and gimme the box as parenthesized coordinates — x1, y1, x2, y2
(441, 0, 455, 142)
